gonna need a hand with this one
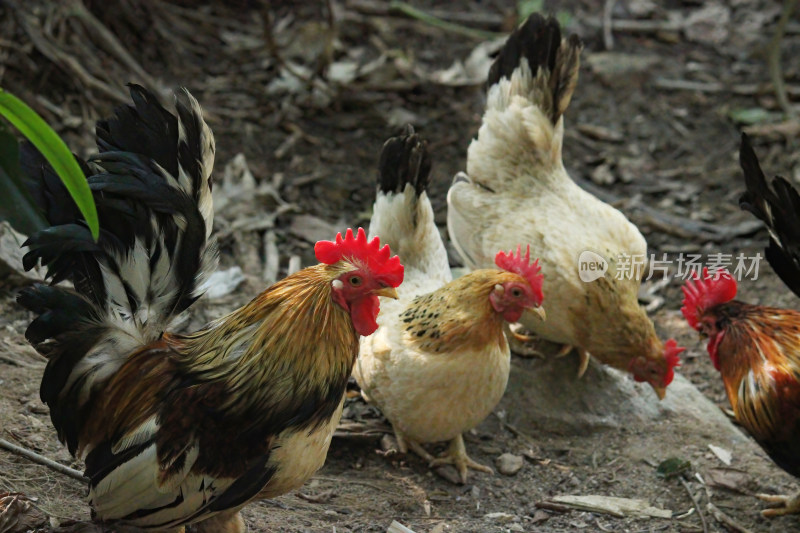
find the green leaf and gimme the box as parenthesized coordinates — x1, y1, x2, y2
(0, 123, 47, 236)
(0, 88, 98, 240)
(656, 457, 691, 479)
(727, 107, 782, 126)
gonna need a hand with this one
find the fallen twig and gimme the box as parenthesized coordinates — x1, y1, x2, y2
(679, 477, 708, 533)
(296, 489, 335, 503)
(544, 495, 672, 519)
(5, 0, 128, 102)
(333, 421, 392, 439)
(602, 0, 616, 50)
(0, 438, 86, 483)
(386, 1, 500, 40)
(263, 230, 280, 285)
(503, 422, 539, 450)
(387, 521, 417, 533)
(767, 0, 798, 120)
(743, 119, 800, 139)
(585, 17, 684, 34)
(706, 502, 753, 533)
(653, 78, 800, 98)
(534, 500, 572, 513)
(346, 0, 505, 32)
(313, 476, 405, 497)
(66, 0, 166, 97)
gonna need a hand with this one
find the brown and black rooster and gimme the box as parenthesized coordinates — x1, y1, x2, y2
(17, 85, 403, 532)
(681, 133, 800, 517)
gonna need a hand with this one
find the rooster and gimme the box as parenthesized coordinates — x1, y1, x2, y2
(354, 128, 545, 483)
(681, 134, 800, 517)
(446, 13, 683, 398)
(16, 85, 403, 532)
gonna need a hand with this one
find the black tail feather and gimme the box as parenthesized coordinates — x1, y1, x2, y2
(487, 13, 582, 126)
(377, 125, 432, 197)
(18, 85, 217, 453)
(739, 133, 800, 298)
(488, 14, 561, 88)
(17, 284, 106, 453)
(19, 142, 94, 228)
(22, 85, 215, 322)
(96, 84, 179, 178)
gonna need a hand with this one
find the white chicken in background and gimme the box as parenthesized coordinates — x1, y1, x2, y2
(446, 14, 682, 398)
(355, 127, 545, 483)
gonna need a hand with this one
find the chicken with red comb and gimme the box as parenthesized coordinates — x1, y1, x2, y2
(316, 227, 404, 336)
(680, 134, 800, 517)
(355, 128, 545, 483)
(16, 83, 404, 532)
(446, 12, 683, 399)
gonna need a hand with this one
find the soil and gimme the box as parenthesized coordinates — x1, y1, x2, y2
(2, 0, 800, 532)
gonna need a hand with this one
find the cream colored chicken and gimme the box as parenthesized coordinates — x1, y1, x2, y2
(446, 14, 681, 398)
(355, 128, 545, 483)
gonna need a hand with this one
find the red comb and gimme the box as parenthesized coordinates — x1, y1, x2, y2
(664, 338, 684, 370)
(495, 245, 544, 302)
(314, 228, 404, 287)
(680, 267, 737, 330)
(661, 338, 685, 386)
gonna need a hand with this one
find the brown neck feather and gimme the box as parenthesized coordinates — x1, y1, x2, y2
(174, 264, 359, 404)
(403, 270, 511, 354)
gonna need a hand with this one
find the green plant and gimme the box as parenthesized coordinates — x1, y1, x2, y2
(0, 88, 98, 240)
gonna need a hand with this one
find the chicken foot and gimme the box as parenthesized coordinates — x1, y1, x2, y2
(504, 326, 590, 376)
(428, 434, 493, 484)
(554, 344, 591, 378)
(504, 323, 546, 358)
(758, 491, 800, 517)
(395, 430, 492, 484)
(393, 429, 438, 465)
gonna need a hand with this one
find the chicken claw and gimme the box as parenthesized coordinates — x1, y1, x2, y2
(555, 345, 591, 378)
(428, 435, 493, 484)
(504, 323, 546, 358)
(576, 348, 591, 378)
(757, 491, 800, 517)
(554, 344, 573, 358)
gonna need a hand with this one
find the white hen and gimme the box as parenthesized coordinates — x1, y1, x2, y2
(446, 14, 682, 398)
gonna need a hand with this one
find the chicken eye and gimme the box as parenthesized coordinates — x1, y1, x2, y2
(349, 276, 363, 286)
(511, 287, 523, 298)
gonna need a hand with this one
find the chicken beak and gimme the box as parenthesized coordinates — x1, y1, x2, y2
(652, 385, 667, 401)
(374, 286, 399, 299)
(531, 306, 546, 322)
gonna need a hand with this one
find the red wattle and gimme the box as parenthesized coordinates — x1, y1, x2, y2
(351, 295, 380, 336)
(502, 307, 523, 323)
(707, 330, 724, 371)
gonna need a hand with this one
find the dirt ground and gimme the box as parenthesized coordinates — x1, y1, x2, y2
(2, 0, 800, 532)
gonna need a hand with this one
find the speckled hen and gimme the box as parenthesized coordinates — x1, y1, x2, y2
(354, 128, 545, 483)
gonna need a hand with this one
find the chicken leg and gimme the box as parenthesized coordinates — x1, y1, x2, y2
(393, 429, 433, 461)
(428, 434, 493, 484)
(758, 491, 800, 517)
